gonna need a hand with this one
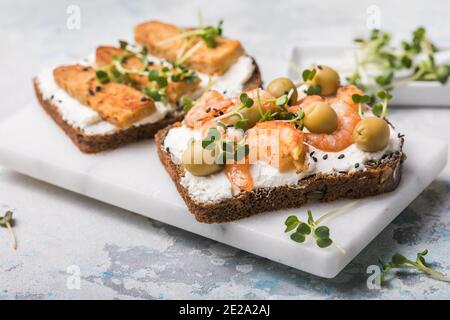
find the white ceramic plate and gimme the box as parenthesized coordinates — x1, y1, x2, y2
(288, 45, 450, 107)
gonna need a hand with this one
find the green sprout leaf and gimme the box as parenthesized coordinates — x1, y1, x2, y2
(352, 94, 371, 104)
(119, 40, 128, 50)
(314, 226, 330, 239)
(202, 127, 221, 149)
(275, 95, 289, 107)
(0, 211, 13, 227)
(391, 253, 408, 265)
(302, 68, 316, 82)
(304, 85, 321, 96)
(372, 103, 384, 117)
(0, 211, 16, 250)
(297, 223, 311, 235)
(284, 215, 300, 232)
(142, 88, 163, 102)
(290, 232, 306, 243)
(180, 96, 194, 113)
(96, 70, 110, 84)
(316, 237, 333, 248)
(239, 93, 254, 108)
(234, 118, 248, 131)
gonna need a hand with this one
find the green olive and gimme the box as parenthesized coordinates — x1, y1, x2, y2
(181, 140, 223, 176)
(307, 65, 340, 96)
(222, 104, 261, 130)
(266, 77, 298, 105)
(303, 102, 338, 134)
(353, 117, 390, 152)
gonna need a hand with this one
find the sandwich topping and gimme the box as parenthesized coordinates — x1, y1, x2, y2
(36, 20, 255, 135)
(163, 66, 404, 202)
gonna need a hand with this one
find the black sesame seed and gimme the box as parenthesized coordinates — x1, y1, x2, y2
(57, 100, 62, 103)
(50, 95, 54, 100)
(219, 111, 224, 116)
(398, 133, 405, 138)
(338, 154, 345, 159)
(205, 107, 211, 113)
(88, 89, 95, 96)
(354, 163, 360, 168)
(223, 90, 227, 94)
(339, 170, 347, 174)
(141, 96, 149, 102)
(312, 156, 318, 162)
(310, 151, 315, 156)
(95, 86, 102, 92)
(317, 65, 323, 70)
(322, 154, 328, 160)
(166, 147, 170, 153)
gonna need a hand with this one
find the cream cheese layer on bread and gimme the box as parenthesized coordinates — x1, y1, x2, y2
(35, 50, 255, 136)
(163, 122, 402, 202)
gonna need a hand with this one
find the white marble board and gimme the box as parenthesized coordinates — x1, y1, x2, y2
(0, 104, 447, 278)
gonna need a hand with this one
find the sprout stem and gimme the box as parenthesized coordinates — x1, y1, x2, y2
(5, 221, 16, 250)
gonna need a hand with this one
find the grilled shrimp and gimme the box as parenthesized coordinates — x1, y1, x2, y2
(183, 90, 234, 128)
(247, 121, 306, 172)
(305, 101, 360, 152)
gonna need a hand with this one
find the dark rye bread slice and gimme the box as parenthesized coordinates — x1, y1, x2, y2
(33, 59, 262, 153)
(155, 124, 405, 224)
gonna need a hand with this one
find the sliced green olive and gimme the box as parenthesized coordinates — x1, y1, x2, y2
(353, 117, 390, 152)
(266, 77, 298, 105)
(303, 102, 338, 134)
(307, 65, 340, 96)
(181, 140, 223, 176)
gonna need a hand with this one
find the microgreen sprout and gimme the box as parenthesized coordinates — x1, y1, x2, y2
(95, 43, 198, 106)
(284, 201, 358, 253)
(95, 70, 110, 84)
(349, 27, 450, 95)
(378, 249, 450, 284)
(302, 68, 316, 82)
(180, 96, 194, 113)
(0, 211, 16, 250)
(239, 93, 254, 109)
(372, 90, 392, 118)
(351, 93, 371, 118)
(158, 20, 223, 48)
(201, 127, 249, 164)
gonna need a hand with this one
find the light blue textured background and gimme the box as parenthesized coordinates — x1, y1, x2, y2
(0, 0, 449, 299)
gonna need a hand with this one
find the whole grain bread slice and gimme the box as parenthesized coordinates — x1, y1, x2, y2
(155, 123, 405, 224)
(33, 59, 262, 153)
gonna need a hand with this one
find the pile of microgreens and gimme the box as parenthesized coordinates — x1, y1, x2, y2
(379, 249, 450, 285)
(95, 40, 198, 105)
(284, 201, 357, 253)
(348, 27, 450, 94)
(0, 211, 16, 250)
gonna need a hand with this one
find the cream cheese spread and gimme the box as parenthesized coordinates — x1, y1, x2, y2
(36, 50, 255, 136)
(163, 123, 403, 202)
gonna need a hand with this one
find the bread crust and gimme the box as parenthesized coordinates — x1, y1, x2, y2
(155, 124, 405, 224)
(33, 59, 261, 153)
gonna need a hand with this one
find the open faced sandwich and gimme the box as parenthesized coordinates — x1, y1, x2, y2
(33, 20, 261, 153)
(156, 65, 405, 223)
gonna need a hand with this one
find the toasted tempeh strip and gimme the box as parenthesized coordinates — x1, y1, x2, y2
(95, 46, 200, 103)
(134, 21, 244, 76)
(53, 64, 155, 128)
